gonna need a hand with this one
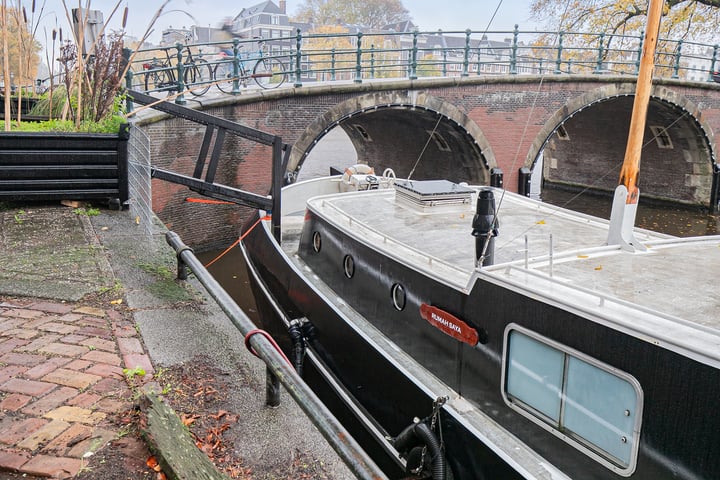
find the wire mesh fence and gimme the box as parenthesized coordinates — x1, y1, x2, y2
(127, 124, 153, 236)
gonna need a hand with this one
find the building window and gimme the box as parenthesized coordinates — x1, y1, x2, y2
(502, 325, 643, 476)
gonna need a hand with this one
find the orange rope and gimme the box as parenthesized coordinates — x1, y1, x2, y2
(204, 214, 272, 268)
(186, 197, 235, 205)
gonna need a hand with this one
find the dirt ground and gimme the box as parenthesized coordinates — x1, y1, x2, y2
(70, 355, 335, 480)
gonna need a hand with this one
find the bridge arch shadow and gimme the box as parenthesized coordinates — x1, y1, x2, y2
(530, 84, 716, 207)
(289, 92, 496, 184)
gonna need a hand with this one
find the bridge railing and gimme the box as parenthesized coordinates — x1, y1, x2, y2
(124, 28, 720, 102)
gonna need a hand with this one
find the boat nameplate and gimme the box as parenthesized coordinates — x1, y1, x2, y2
(420, 303, 479, 346)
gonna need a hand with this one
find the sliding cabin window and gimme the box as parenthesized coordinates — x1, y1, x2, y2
(502, 325, 643, 476)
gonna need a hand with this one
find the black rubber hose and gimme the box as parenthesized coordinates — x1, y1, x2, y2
(287, 322, 305, 375)
(392, 422, 447, 480)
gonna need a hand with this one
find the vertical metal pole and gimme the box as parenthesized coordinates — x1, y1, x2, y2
(271, 137, 283, 243)
(123, 47, 133, 112)
(442, 49, 447, 77)
(554, 32, 564, 74)
(409, 30, 418, 80)
(595, 32, 605, 73)
(175, 42, 186, 105)
(331, 47, 336, 81)
(354, 32, 363, 83)
(232, 38, 241, 94)
(265, 366, 281, 407)
(294, 28, 303, 87)
(462, 29, 470, 77)
(710, 163, 720, 213)
(634, 30, 644, 75)
(672, 39, 683, 79)
(510, 24, 519, 74)
(370, 45, 375, 79)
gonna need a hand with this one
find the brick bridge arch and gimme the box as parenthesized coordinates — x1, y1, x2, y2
(139, 76, 720, 247)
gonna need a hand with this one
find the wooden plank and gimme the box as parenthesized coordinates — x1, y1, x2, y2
(142, 392, 230, 480)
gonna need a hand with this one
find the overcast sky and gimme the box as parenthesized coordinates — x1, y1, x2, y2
(30, 0, 539, 47)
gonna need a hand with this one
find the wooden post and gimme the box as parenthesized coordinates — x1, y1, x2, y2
(618, 0, 665, 204)
(2, 0, 11, 131)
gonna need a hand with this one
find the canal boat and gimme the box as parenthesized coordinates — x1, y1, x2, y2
(239, 1, 720, 478)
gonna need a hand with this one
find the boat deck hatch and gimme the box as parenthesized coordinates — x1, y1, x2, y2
(394, 179, 474, 210)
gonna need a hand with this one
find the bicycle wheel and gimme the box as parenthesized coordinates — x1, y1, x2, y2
(214, 62, 236, 94)
(185, 58, 212, 96)
(144, 69, 162, 92)
(252, 57, 287, 89)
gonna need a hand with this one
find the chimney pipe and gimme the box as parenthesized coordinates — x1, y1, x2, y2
(279, 0, 286, 14)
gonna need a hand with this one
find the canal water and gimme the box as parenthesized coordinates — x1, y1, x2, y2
(199, 126, 719, 313)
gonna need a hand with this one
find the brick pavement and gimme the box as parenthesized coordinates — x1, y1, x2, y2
(0, 298, 154, 479)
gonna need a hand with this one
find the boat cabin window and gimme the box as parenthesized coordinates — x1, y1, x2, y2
(502, 325, 643, 476)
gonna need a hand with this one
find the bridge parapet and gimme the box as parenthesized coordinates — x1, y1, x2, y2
(125, 28, 720, 104)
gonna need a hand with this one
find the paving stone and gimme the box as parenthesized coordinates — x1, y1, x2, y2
(78, 317, 108, 328)
(2, 329, 38, 340)
(123, 353, 154, 376)
(44, 406, 106, 425)
(21, 454, 82, 479)
(41, 369, 102, 390)
(67, 391, 102, 408)
(38, 322, 79, 335)
(0, 393, 32, 412)
(2, 309, 43, 320)
(117, 337, 144, 355)
(113, 324, 138, 338)
(21, 317, 54, 329)
(0, 352, 46, 367)
(0, 447, 31, 471)
(64, 359, 92, 371)
(66, 427, 116, 458)
(24, 357, 72, 380)
(42, 422, 93, 456)
(85, 362, 124, 379)
(0, 418, 48, 445)
(74, 326, 111, 338)
(60, 333, 89, 345)
(21, 387, 79, 416)
(38, 342, 88, 357)
(79, 337, 116, 352)
(94, 397, 133, 414)
(56, 313, 84, 323)
(0, 319, 24, 332)
(0, 378, 56, 397)
(89, 377, 126, 395)
(0, 338, 31, 356)
(28, 301, 74, 314)
(17, 334, 62, 353)
(73, 306, 106, 317)
(0, 366, 30, 385)
(17, 419, 71, 450)
(82, 350, 121, 366)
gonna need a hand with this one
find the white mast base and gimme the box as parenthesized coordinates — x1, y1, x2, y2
(607, 185, 647, 252)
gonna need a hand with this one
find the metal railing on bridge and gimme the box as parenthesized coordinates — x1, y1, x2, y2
(125, 27, 720, 103)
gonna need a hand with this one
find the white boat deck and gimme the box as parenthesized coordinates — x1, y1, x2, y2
(280, 181, 720, 367)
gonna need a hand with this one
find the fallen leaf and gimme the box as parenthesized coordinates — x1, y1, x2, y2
(211, 410, 228, 420)
(147, 456, 158, 468)
(594, 265, 603, 271)
(110, 299, 123, 305)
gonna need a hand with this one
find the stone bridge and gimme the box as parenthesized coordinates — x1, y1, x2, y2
(136, 75, 720, 248)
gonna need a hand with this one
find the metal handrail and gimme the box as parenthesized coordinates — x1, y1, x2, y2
(165, 231, 388, 480)
(125, 27, 720, 100)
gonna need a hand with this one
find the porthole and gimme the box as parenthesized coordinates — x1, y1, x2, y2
(343, 255, 355, 278)
(391, 283, 406, 311)
(312, 231, 322, 252)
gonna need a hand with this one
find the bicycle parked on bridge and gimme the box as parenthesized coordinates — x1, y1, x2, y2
(143, 43, 213, 97)
(214, 40, 288, 92)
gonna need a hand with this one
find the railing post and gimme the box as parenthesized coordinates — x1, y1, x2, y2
(123, 47, 133, 112)
(672, 39, 683, 79)
(409, 30, 418, 80)
(175, 42, 186, 105)
(331, 47, 336, 81)
(294, 28, 303, 87)
(462, 29, 471, 77)
(594, 32, 605, 73)
(354, 32, 363, 83)
(370, 44, 376, 79)
(232, 38, 241, 94)
(634, 30, 644, 74)
(709, 45, 719, 82)
(442, 48, 447, 77)
(510, 24, 519, 74)
(554, 31, 564, 74)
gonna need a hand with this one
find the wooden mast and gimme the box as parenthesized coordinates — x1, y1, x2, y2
(618, 0, 665, 204)
(607, 0, 665, 250)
